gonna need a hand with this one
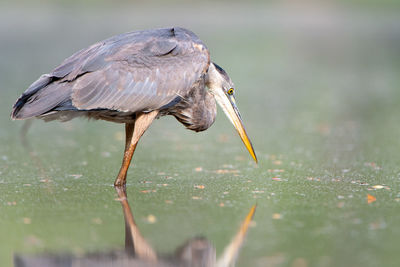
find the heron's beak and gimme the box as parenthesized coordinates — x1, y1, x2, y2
(213, 88, 257, 163)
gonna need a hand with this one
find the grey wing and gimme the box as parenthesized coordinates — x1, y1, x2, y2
(12, 27, 210, 119)
(71, 48, 209, 113)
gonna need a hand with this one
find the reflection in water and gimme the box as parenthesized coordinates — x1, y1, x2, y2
(15, 187, 256, 267)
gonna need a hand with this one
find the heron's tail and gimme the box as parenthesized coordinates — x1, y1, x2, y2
(11, 75, 71, 120)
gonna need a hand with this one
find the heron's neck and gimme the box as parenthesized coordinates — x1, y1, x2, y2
(205, 63, 224, 93)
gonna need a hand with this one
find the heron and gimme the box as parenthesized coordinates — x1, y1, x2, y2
(11, 27, 257, 187)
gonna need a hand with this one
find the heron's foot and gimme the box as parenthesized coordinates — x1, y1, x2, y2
(114, 181, 126, 188)
(114, 174, 127, 187)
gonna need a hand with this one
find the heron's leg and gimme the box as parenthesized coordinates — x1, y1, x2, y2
(114, 111, 158, 187)
(119, 122, 135, 182)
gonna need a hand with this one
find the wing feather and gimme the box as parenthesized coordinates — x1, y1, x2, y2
(69, 28, 210, 113)
(71, 31, 210, 113)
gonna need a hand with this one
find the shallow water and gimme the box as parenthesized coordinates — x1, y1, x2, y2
(1, 2, 400, 267)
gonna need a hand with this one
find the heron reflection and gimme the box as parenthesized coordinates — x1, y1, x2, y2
(15, 187, 256, 267)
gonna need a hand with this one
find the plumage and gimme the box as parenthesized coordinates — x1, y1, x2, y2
(12, 27, 211, 130)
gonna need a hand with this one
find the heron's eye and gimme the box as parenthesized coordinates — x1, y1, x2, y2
(227, 88, 234, 95)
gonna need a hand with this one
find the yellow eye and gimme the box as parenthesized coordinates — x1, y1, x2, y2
(227, 88, 234, 95)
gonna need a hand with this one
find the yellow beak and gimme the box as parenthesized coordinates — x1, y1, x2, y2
(214, 89, 257, 163)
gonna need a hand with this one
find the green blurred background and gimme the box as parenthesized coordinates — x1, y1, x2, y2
(1, 0, 400, 266)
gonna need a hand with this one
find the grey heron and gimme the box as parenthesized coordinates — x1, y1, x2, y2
(11, 27, 257, 186)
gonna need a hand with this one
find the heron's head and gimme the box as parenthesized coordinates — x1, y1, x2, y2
(206, 63, 257, 163)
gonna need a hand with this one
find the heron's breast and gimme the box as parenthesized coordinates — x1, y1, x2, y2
(169, 89, 216, 132)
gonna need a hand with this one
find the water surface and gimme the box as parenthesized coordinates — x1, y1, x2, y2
(1, 3, 399, 267)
